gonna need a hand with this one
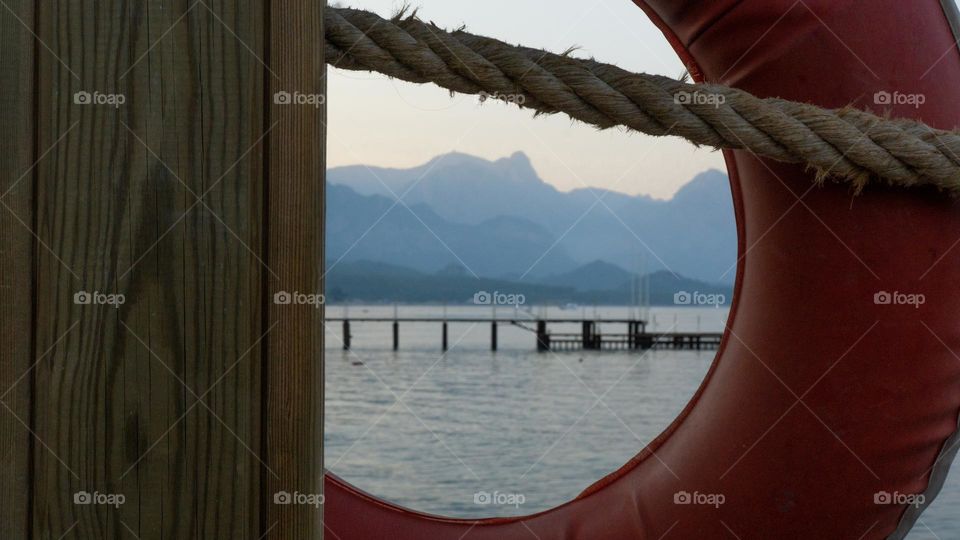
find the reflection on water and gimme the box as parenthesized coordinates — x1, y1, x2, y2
(324, 305, 958, 538)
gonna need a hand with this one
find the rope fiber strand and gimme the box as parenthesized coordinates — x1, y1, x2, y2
(324, 6, 960, 194)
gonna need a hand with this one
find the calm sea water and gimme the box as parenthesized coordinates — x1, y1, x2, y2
(324, 305, 958, 539)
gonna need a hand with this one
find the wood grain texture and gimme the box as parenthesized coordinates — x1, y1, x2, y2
(31, 1, 268, 538)
(2, 1, 323, 537)
(0, 1, 35, 538)
(265, 0, 325, 538)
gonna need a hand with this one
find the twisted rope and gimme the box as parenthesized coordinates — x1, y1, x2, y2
(324, 7, 960, 194)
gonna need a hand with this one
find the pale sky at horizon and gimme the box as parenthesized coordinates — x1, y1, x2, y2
(327, 0, 728, 200)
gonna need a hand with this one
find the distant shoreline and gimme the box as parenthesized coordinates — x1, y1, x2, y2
(323, 302, 732, 308)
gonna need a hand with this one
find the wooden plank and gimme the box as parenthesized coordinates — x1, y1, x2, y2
(265, 0, 326, 537)
(32, 1, 267, 538)
(0, 1, 35, 538)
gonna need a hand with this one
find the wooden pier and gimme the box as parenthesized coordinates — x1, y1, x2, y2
(328, 317, 723, 352)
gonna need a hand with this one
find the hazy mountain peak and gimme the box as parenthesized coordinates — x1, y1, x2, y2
(424, 151, 541, 185)
(507, 150, 529, 162)
(541, 259, 634, 292)
(328, 155, 736, 283)
(581, 259, 628, 271)
(424, 151, 491, 171)
(435, 262, 469, 277)
(493, 151, 538, 183)
(671, 168, 729, 203)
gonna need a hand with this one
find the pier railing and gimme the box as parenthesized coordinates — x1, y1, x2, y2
(327, 316, 723, 352)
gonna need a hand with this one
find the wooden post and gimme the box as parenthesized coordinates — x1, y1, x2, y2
(0, 2, 35, 538)
(491, 322, 498, 351)
(266, 0, 326, 535)
(4, 1, 325, 538)
(393, 321, 399, 351)
(344, 320, 351, 350)
(536, 321, 549, 351)
(442, 322, 448, 352)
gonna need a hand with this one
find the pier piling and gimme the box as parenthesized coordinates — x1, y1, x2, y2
(536, 320, 550, 351)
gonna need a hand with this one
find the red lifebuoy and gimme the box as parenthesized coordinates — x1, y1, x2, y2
(325, 1, 960, 538)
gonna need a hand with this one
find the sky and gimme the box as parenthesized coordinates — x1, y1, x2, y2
(327, 0, 727, 200)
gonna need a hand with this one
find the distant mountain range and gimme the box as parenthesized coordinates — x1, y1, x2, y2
(326, 260, 732, 306)
(327, 151, 736, 285)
